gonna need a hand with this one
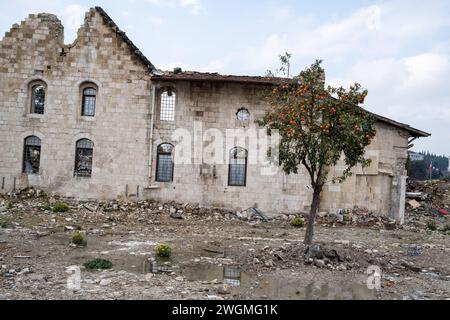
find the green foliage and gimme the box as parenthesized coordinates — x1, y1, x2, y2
(258, 60, 376, 187)
(155, 243, 172, 258)
(84, 258, 113, 270)
(427, 221, 437, 231)
(72, 231, 86, 246)
(291, 217, 305, 228)
(407, 160, 428, 180)
(408, 152, 449, 180)
(53, 202, 69, 213)
(259, 59, 376, 245)
(0, 220, 13, 229)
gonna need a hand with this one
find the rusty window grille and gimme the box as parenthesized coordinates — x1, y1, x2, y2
(228, 147, 247, 187)
(82, 87, 96, 116)
(156, 143, 174, 182)
(74, 139, 94, 177)
(30, 84, 45, 114)
(23, 136, 41, 174)
(160, 88, 176, 121)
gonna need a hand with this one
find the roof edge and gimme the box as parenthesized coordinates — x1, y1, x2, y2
(370, 112, 431, 138)
(152, 71, 430, 138)
(94, 6, 155, 72)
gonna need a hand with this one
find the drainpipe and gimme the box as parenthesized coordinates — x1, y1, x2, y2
(148, 83, 157, 181)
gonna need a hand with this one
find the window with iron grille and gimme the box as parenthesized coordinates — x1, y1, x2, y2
(82, 87, 96, 116)
(160, 88, 176, 121)
(74, 139, 94, 177)
(30, 84, 46, 114)
(228, 147, 248, 187)
(156, 143, 174, 182)
(23, 136, 41, 174)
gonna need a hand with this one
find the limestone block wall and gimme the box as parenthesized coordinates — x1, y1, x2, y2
(146, 81, 313, 213)
(0, 9, 152, 199)
(147, 81, 410, 217)
(320, 122, 409, 219)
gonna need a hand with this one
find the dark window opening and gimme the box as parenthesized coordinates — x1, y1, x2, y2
(228, 147, 247, 187)
(74, 139, 94, 177)
(156, 143, 174, 182)
(160, 88, 176, 121)
(23, 136, 41, 174)
(82, 87, 96, 116)
(30, 84, 45, 114)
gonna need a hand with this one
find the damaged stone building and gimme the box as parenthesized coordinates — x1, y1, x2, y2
(0, 7, 430, 223)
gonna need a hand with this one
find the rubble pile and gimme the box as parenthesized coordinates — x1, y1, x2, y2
(310, 208, 397, 230)
(405, 180, 450, 234)
(0, 187, 263, 233)
(240, 242, 415, 274)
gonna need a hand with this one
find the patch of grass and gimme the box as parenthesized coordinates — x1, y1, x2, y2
(83, 258, 113, 270)
(155, 243, 172, 258)
(291, 217, 305, 228)
(53, 202, 69, 213)
(72, 231, 86, 246)
(0, 220, 13, 229)
(427, 221, 437, 231)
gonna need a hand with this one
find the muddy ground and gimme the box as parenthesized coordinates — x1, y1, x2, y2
(0, 191, 449, 300)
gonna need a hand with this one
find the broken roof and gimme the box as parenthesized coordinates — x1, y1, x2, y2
(151, 70, 284, 85)
(94, 7, 155, 72)
(151, 70, 430, 138)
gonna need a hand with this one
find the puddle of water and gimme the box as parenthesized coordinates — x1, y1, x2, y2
(175, 263, 376, 300)
(179, 264, 249, 287)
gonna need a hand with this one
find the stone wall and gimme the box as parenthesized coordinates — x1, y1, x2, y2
(0, 8, 411, 221)
(0, 9, 152, 199)
(146, 80, 410, 220)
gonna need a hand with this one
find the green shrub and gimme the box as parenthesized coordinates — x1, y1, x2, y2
(155, 243, 172, 258)
(53, 202, 69, 213)
(84, 258, 113, 270)
(72, 231, 86, 246)
(291, 217, 305, 228)
(427, 221, 437, 231)
(0, 220, 13, 229)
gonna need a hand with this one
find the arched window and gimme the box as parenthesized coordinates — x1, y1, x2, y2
(160, 88, 176, 121)
(156, 143, 174, 182)
(23, 136, 41, 174)
(30, 83, 46, 114)
(74, 139, 94, 177)
(82, 87, 97, 116)
(228, 147, 248, 187)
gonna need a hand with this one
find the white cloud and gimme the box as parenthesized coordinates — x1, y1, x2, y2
(146, 0, 204, 15)
(330, 53, 450, 154)
(179, 0, 204, 15)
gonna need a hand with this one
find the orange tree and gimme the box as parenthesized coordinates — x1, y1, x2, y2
(258, 60, 376, 246)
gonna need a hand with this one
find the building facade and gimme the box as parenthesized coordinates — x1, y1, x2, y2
(0, 7, 430, 223)
(408, 152, 425, 161)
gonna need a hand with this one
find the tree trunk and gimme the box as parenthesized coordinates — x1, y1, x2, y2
(304, 185, 323, 246)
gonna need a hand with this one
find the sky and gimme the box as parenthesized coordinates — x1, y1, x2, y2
(1, 0, 449, 156)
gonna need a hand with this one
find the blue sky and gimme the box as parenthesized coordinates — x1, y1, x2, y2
(1, 0, 449, 156)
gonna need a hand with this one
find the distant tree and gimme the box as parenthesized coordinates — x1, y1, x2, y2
(410, 152, 450, 180)
(407, 160, 428, 180)
(258, 58, 376, 246)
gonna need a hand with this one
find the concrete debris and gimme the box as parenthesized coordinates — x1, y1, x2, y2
(408, 200, 421, 210)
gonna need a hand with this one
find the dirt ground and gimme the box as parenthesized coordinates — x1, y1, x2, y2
(0, 190, 449, 300)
